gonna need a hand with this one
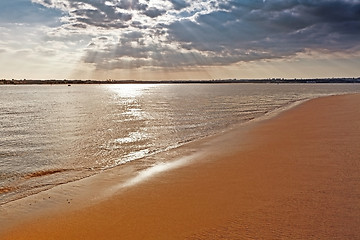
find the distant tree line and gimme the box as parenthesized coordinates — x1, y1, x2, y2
(0, 78, 359, 85)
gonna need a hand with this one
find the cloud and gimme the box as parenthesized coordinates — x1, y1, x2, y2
(32, 0, 135, 29)
(16, 0, 360, 71)
(143, 7, 166, 18)
(117, 0, 148, 11)
(169, 0, 191, 10)
(167, 0, 360, 65)
(31, 0, 173, 29)
(71, 8, 132, 29)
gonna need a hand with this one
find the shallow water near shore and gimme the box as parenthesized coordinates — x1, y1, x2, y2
(1, 83, 360, 205)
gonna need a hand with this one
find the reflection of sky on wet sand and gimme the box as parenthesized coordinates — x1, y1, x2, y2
(107, 154, 198, 196)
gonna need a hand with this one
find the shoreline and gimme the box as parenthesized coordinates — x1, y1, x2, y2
(0, 83, 312, 207)
(0, 94, 307, 208)
(1, 93, 360, 239)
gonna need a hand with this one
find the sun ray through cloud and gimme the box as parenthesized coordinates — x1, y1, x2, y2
(0, 0, 359, 80)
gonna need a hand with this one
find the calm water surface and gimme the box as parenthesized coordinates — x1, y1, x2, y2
(1, 84, 359, 204)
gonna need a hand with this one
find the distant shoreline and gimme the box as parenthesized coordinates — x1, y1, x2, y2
(1, 78, 360, 85)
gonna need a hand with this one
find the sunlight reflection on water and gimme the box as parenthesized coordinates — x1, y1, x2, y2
(104, 84, 154, 98)
(1, 83, 360, 204)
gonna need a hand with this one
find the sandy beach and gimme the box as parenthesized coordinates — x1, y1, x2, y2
(1, 93, 359, 239)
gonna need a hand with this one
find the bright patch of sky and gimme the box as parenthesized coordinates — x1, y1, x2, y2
(1, 0, 360, 80)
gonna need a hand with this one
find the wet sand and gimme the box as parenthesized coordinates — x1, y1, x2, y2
(1, 93, 360, 239)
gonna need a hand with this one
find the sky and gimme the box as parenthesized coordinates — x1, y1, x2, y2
(0, 0, 360, 81)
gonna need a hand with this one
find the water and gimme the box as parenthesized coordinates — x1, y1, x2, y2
(1, 83, 359, 204)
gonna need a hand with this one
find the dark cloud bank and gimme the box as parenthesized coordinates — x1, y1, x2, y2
(34, 0, 360, 69)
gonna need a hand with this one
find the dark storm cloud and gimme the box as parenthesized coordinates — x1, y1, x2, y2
(167, 0, 360, 65)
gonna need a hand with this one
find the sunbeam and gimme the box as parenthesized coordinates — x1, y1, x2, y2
(1, 0, 359, 80)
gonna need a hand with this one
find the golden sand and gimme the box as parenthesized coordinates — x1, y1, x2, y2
(1, 94, 359, 239)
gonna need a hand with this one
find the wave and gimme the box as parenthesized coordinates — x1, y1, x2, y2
(0, 186, 17, 194)
(24, 169, 71, 179)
